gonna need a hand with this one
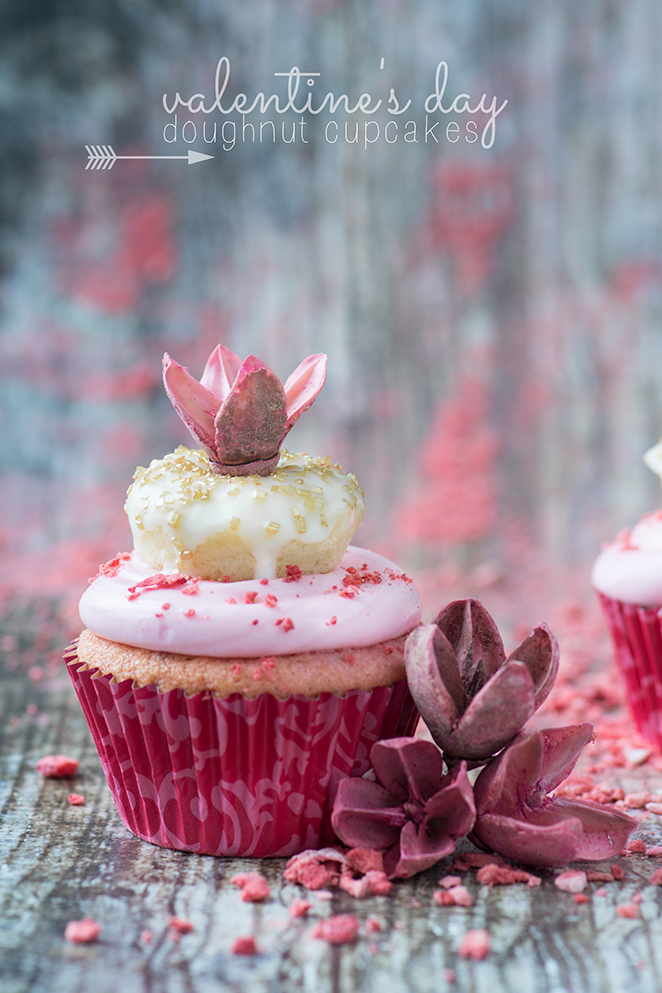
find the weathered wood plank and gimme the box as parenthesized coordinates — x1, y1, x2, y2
(2, 605, 662, 993)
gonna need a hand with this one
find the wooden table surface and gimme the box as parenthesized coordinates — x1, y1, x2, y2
(3, 599, 662, 993)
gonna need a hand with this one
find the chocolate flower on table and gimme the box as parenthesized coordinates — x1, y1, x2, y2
(331, 737, 475, 879)
(163, 345, 327, 475)
(405, 598, 559, 763)
(471, 724, 637, 867)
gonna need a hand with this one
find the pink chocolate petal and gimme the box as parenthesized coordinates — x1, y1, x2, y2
(331, 778, 404, 850)
(200, 344, 243, 401)
(162, 353, 219, 452)
(214, 356, 287, 467)
(434, 598, 506, 693)
(449, 660, 536, 760)
(506, 622, 560, 709)
(370, 738, 444, 805)
(388, 820, 457, 879)
(424, 763, 476, 838)
(283, 353, 327, 432)
(404, 625, 464, 750)
(536, 724, 594, 797)
(552, 799, 637, 861)
(472, 810, 585, 868)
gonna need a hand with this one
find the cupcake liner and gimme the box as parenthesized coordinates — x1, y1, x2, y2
(598, 592, 662, 749)
(65, 643, 418, 858)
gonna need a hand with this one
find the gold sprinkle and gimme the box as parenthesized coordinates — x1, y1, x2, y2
(296, 487, 311, 497)
(292, 508, 307, 534)
(181, 549, 193, 559)
(134, 518, 145, 530)
(229, 517, 240, 531)
(304, 497, 315, 511)
(228, 486, 240, 496)
(343, 484, 354, 495)
(265, 521, 280, 535)
(311, 485, 323, 495)
(320, 514, 328, 528)
(167, 511, 181, 527)
(295, 478, 305, 485)
(254, 491, 268, 501)
(171, 537, 184, 549)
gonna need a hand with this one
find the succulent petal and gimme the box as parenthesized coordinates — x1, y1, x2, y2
(506, 622, 560, 708)
(434, 599, 506, 696)
(283, 353, 327, 432)
(448, 660, 536, 760)
(162, 353, 218, 453)
(404, 625, 464, 751)
(213, 356, 287, 469)
(370, 737, 444, 805)
(199, 343, 243, 401)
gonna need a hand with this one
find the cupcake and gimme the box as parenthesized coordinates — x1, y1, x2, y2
(592, 439, 662, 750)
(66, 345, 421, 857)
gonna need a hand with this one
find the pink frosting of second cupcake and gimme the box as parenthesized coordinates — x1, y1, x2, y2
(79, 545, 422, 658)
(592, 511, 662, 605)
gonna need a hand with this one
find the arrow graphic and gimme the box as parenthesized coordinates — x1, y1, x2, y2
(85, 145, 214, 169)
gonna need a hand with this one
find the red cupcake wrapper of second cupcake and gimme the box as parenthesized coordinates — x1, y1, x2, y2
(65, 644, 418, 858)
(598, 592, 662, 750)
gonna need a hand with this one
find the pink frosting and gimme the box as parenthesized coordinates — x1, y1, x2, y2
(592, 511, 662, 605)
(79, 546, 422, 658)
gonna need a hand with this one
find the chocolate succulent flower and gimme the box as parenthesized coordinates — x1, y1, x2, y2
(405, 599, 559, 763)
(470, 724, 637, 867)
(163, 345, 327, 475)
(331, 737, 475, 879)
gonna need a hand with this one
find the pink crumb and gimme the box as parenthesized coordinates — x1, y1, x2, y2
(339, 873, 370, 899)
(616, 904, 639, 919)
(169, 916, 193, 934)
(241, 877, 271, 903)
(264, 594, 278, 607)
(244, 591, 258, 604)
(458, 929, 491, 960)
(438, 875, 462, 889)
(586, 870, 614, 883)
(67, 793, 85, 806)
(554, 871, 588, 894)
(232, 936, 258, 955)
(260, 578, 269, 585)
(451, 853, 506, 872)
(281, 617, 295, 632)
(365, 917, 382, 934)
(184, 609, 195, 617)
(645, 846, 662, 856)
(434, 886, 473, 907)
(477, 864, 541, 888)
(140, 929, 152, 944)
(650, 868, 662, 885)
(624, 839, 647, 854)
(288, 899, 312, 919)
(311, 914, 360, 945)
(366, 870, 393, 896)
(284, 564, 302, 582)
(36, 755, 78, 778)
(225, 597, 237, 604)
(346, 848, 384, 875)
(611, 864, 625, 880)
(443, 969, 457, 983)
(64, 918, 101, 944)
(574, 894, 591, 904)
(326, 616, 337, 626)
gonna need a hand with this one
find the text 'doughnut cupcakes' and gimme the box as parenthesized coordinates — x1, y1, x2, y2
(67, 345, 422, 857)
(592, 439, 662, 750)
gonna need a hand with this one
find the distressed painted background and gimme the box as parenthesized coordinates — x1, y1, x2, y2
(2, 0, 662, 627)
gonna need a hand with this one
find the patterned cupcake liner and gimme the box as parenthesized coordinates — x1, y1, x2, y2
(598, 592, 662, 750)
(65, 643, 418, 858)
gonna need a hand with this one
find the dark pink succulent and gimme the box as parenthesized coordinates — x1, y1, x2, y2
(163, 345, 327, 475)
(471, 724, 637, 867)
(331, 738, 475, 879)
(405, 599, 559, 762)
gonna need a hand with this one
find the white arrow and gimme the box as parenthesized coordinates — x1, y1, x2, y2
(85, 145, 214, 169)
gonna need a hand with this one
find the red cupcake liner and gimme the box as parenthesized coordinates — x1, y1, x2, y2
(65, 643, 418, 858)
(598, 592, 662, 750)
